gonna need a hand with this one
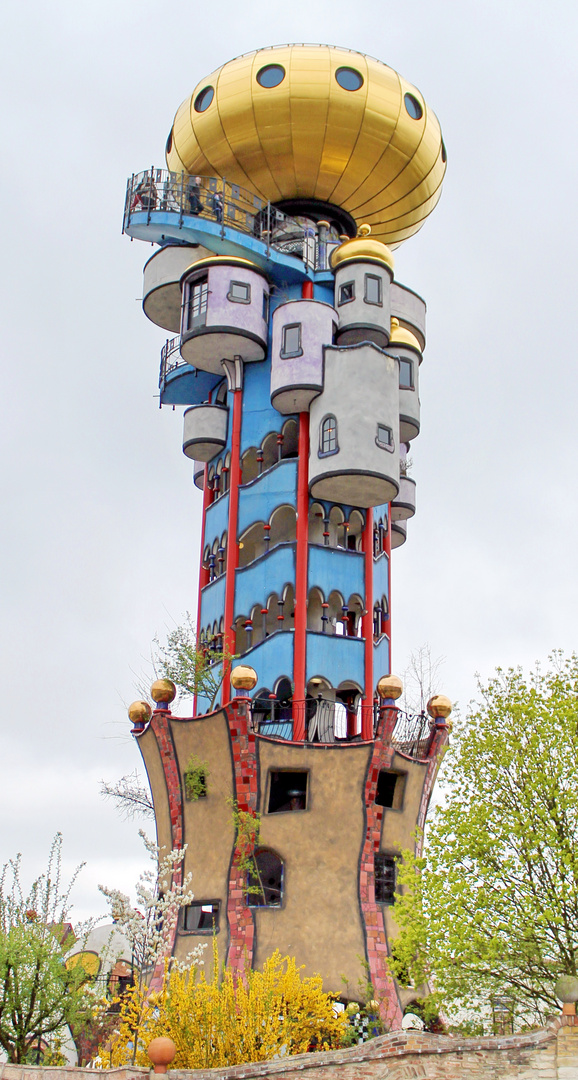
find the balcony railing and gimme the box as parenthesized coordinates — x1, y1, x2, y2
(390, 709, 432, 758)
(123, 169, 326, 268)
(159, 335, 183, 387)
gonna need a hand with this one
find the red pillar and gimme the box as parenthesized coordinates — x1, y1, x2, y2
(221, 387, 243, 705)
(361, 507, 374, 739)
(293, 410, 309, 739)
(385, 502, 392, 666)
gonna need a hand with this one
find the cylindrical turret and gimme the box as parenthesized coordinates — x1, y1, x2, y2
(331, 230, 394, 348)
(270, 299, 337, 414)
(180, 257, 269, 372)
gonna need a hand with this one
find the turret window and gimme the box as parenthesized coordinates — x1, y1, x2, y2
(399, 359, 414, 389)
(338, 281, 355, 305)
(374, 854, 396, 905)
(319, 415, 339, 457)
(364, 274, 382, 306)
(228, 280, 251, 304)
(281, 323, 303, 358)
(186, 275, 209, 329)
(376, 423, 393, 451)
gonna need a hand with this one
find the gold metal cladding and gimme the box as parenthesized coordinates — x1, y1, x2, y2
(166, 45, 446, 248)
(151, 678, 177, 704)
(128, 700, 153, 724)
(330, 234, 395, 272)
(377, 674, 403, 700)
(389, 318, 422, 353)
(230, 664, 258, 691)
(427, 693, 452, 719)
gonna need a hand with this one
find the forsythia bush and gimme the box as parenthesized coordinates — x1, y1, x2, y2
(100, 947, 347, 1068)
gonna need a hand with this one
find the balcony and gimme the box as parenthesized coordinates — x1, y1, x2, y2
(182, 404, 228, 461)
(159, 336, 221, 407)
(391, 477, 416, 521)
(143, 245, 208, 333)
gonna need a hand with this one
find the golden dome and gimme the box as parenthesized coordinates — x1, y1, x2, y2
(389, 317, 422, 353)
(330, 225, 395, 272)
(376, 674, 403, 700)
(427, 694, 452, 720)
(151, 678, 177, 704)
(128, 700, 153, 724)
(230, 664, 258, 691)
(166, 44, 446, 249)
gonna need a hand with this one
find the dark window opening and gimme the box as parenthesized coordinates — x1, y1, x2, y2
(186, 276, 209, 329)
(257, 64, 285, 88)
(165, 130, 173, 155)
(247, 849, 283, 907)
(376, 770, 406, 809)
(319, 415, 338, 456)
(335, 67, 364, 92)
(268, 770, 308, 813)
(365, 274, 382, 305)
(182, 901, 220, 932)
(399, 359, 414, 389)
(338, 281, 355, 305)
(376, 423, 393, 450)
(263, 291, 270, 322)
(281, 323, 302, 358)
(404, 92, 423, 120)
(228, 280, 251, 303)
(194, 86, 215, 113)
(375, 854, 396, 905)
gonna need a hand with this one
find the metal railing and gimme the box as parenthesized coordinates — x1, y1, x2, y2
(390, 709, 432, 758)
(252, 697, 378, 744)
(123, 168, 322, 268)
(159, 335, 186, 388)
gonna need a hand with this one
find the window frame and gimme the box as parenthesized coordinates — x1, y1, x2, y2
(375, 769, 406, 810)
(399, 358, 414, 390)
(185, 274, 209, 330)
(376, 423, 394, 452)
(280, 322, 303, 359)
(338, 281, 355, 306)
(181, 900, 221, 934)
(267, 769, 309, 814)
(319, 414, 339, 458)
(374, 854, 397, 905)
(246, 848, 284, 909)
(227, 279, 251, 304)
(364, 273, 382, 307)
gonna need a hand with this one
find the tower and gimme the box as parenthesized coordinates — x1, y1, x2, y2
(125, 45, 451, 1026)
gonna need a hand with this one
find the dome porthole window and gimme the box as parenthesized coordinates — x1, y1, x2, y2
(166, 129, 173, 155)
(441, 139, 447, 163)
(404, 92, 423, 120)
(194, 86, 215, 113)
(257, 64, 285, 88)
(335, 67, 364, 91)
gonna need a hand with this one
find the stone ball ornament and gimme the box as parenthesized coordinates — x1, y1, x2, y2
(231, 664, 258, 691)
(554, 975, 578, 1003)
(165, 44, 446, 249)
(128, 700, 153, 725)
(147, 1037, 177, 1074)
(151, 678, 177, 704)
(427, 694, 452, 720)
(377, 674, 403, 700)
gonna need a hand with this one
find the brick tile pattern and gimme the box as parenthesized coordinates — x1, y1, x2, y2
(225, 699, 258, 974)
(148, 709, 184, 989)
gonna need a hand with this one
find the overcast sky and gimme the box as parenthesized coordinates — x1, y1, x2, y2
(1, 0, 576, 921)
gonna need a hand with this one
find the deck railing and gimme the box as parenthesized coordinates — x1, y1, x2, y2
(390, 709, 432, 758)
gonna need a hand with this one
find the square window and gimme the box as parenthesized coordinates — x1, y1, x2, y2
(376, 424, 393, 450)
(228, 280, 251, 303)
(338, 281, 355, 305)
(281, 323, 302, 358)
(364, 274, 382, 305)
(182, 901, 220, 932)
(376, 770, 406, 809)
(268, 771, 308, 813)
(399, 359, 414, 389)
(375, 855, 396, 905)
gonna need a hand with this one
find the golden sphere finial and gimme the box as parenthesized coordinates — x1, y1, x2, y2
(230, 665, 258, 691)
(427, 694, 452, 720)
(128, 700, 153, 725)
(377, 674, 403, 700)
(151, 678, 177, 704)
(357, 223, 372, 237)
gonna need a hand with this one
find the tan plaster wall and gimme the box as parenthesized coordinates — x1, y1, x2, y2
(170, 711, 235, 973)
(254, 739, 372, 997)
(137, 727, 172, 857)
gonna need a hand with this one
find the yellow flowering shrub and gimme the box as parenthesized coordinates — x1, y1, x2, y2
(100, 945, 347, 1068)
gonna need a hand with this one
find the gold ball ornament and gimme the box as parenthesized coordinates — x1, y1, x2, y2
(151, 678, 177, 704)
(231, 665, 258, 691)
(427, 694, 452, 720)
(376, 674, 403, 700)
(128, 700, 153, 724)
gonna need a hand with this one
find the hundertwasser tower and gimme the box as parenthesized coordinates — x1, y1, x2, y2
(125, 44, 452, 1027)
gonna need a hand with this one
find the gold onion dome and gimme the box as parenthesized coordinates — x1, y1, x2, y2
(330, 224, 395, 272)
(389, 317, 422, 352)
(166, 44, 446, 248)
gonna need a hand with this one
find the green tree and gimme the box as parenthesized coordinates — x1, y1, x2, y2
(153, 612, 235, 710)
(390, 654, 578, 1030)
(0, 835, 94, 1063)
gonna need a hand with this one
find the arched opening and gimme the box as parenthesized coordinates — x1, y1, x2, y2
(281, 418, 298, 459)
(282, 583, 295, 628)
(348, 510, 364, 551)
(234, 615, 249, 655)
(346, 593, 364, 637)
(261, 431, 278, 472)
(329, 505, 345, 548)
(328, 589, 345, 635)
(241, 446, 259, 485)
(238, 520, 265, 567)
(265, 591, 280, 637)
(307, 587, 324, 632)
(269, 504, 297, 547)
(373, 596, 389, 640)
(246, 849, 284, 907)
(308, 502, 326, 545)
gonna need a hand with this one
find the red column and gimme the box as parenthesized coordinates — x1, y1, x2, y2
(385, 502, 392, 666)
(221, 387, 243, 705)
(361, 507, 374, 739)
(293, 410, 309, 739)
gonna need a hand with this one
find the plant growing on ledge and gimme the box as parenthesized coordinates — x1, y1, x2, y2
(228, 799, 265, 903)
(153, 612, 235, 710)
(183, 754, 209, 801)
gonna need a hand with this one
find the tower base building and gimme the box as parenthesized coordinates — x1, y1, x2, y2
(125, 44, 451, 1026)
